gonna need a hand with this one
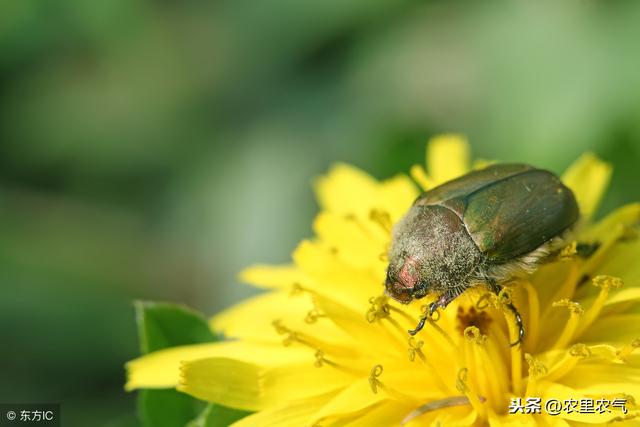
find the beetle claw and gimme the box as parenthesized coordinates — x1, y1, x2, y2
(408, 302, 440, 335)
(408, 315, 427, 336)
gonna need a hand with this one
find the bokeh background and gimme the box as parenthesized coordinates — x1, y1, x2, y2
(1, 1, 640, 426)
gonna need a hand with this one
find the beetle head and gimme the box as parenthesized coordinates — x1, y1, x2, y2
(384, 255, 429, 304)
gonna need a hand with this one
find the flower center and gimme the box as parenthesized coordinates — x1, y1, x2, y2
(456, 305, 492, 336)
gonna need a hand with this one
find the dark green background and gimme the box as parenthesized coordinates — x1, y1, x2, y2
(1, 1, 639, 426)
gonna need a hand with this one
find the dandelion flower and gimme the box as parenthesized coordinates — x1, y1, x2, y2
(126, 135, 640, 426)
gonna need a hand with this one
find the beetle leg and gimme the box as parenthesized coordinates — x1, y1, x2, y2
(408, 290, 461, 336)
(487, 281, 524, 347)
(408, 300, 440, 335)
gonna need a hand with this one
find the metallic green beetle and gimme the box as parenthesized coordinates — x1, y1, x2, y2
(384, 163, 579, 344)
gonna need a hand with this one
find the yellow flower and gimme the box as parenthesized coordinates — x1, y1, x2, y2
(126, 135, 640, 426)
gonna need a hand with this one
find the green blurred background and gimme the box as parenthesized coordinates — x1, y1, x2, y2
(1, 1, 640, 426)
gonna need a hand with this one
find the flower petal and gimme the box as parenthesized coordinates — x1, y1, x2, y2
(580, 314, 640, 344)
(125, 341, 310, 391)
(561, 363, 640, 397)
(377, 175, 420, 223)
(307, 378, 387, 425)
(345, 401, 414, 427)
(314, 163, 379, 217)
(239, 265, 304, 290)
(313, 212, 387, 271)
(541, 382, 638, 423)
(579, 203, 640, 243)
(210, 290, 352, 345)
(562, 153, 612, 221)
(228, 392, 337, 427)
(179, 358, 353, 411)
(427, 134, 470, 185)
(292, 240, 379, 312)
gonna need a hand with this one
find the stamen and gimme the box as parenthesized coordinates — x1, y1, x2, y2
(475, 293, 494, 311)
(463, 326, 487, 345)
(542, 263, 580, 320)
(313, 350, 337, 368)
(367, 295, 421, 341)
(479, 290, 524, 394)
(463, 326, 503, 407)
(551, 299, 584, 350)
(425, 310, 456, 350)
(366, 295, 391, 322)
(497, 288, 513, 305)
(407, 336, 451, 394)
(559, 241, 578, 260)
(368, 364, 384, 394)
(457, 307, 492, 337)
(369, 209, 392, 234)
(407, 336, 424, 362)
(272, 319, 355, 357)
(290, 282, 306, 296)
(455, 368, 487, 420)
(617, 339, 640, 362)
(576, 275, 624, 338)
(305, 308, 326, 324)
(364, 295, 412, 350)
(569, 343, 592, 358)
(544, 343, 590, 383)
(524, 353, 548, 397)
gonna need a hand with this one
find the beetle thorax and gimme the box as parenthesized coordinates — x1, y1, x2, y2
(387, 204, 483, 299)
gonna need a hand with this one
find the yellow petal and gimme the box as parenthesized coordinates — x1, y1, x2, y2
(541, 382, 637, 423)
(313, 212, 386, 271)
(429, 406, 477, 427)
(311, 292, 403, 357)
(238, 265, 304, 290)
(427, 134, 470, 185)
(125, 341, 309, 391)
(410, 164, 435, 191)
(229, 391, 337, 427)
(562, 153, 612, 221)
(210, 290, 352, 345)
(346, 401, 414, 427)
(561, 363, 640, 397)
(179, 358, 353, 411)
(594, 239, 640, 291)
(292, 240, 379, 312)
(314, 163, 379, 217)
(377, 175, 420, 223)
(581, 314, 640, 344)
(488, 413, 538, 426)
(579, 203, 640, 242)
(307, 378, 387, 425)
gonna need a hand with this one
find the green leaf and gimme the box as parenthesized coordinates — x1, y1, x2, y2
(134, 301, 250, 427)
(135, 301, 216, 354)
(140, 389, 207, 427)
(186, 404, 252, 427)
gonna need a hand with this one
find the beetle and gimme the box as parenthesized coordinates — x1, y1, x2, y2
(384, 163, 579, 344)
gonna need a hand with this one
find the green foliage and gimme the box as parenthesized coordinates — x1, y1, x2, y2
(135, 302, 250, 427)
